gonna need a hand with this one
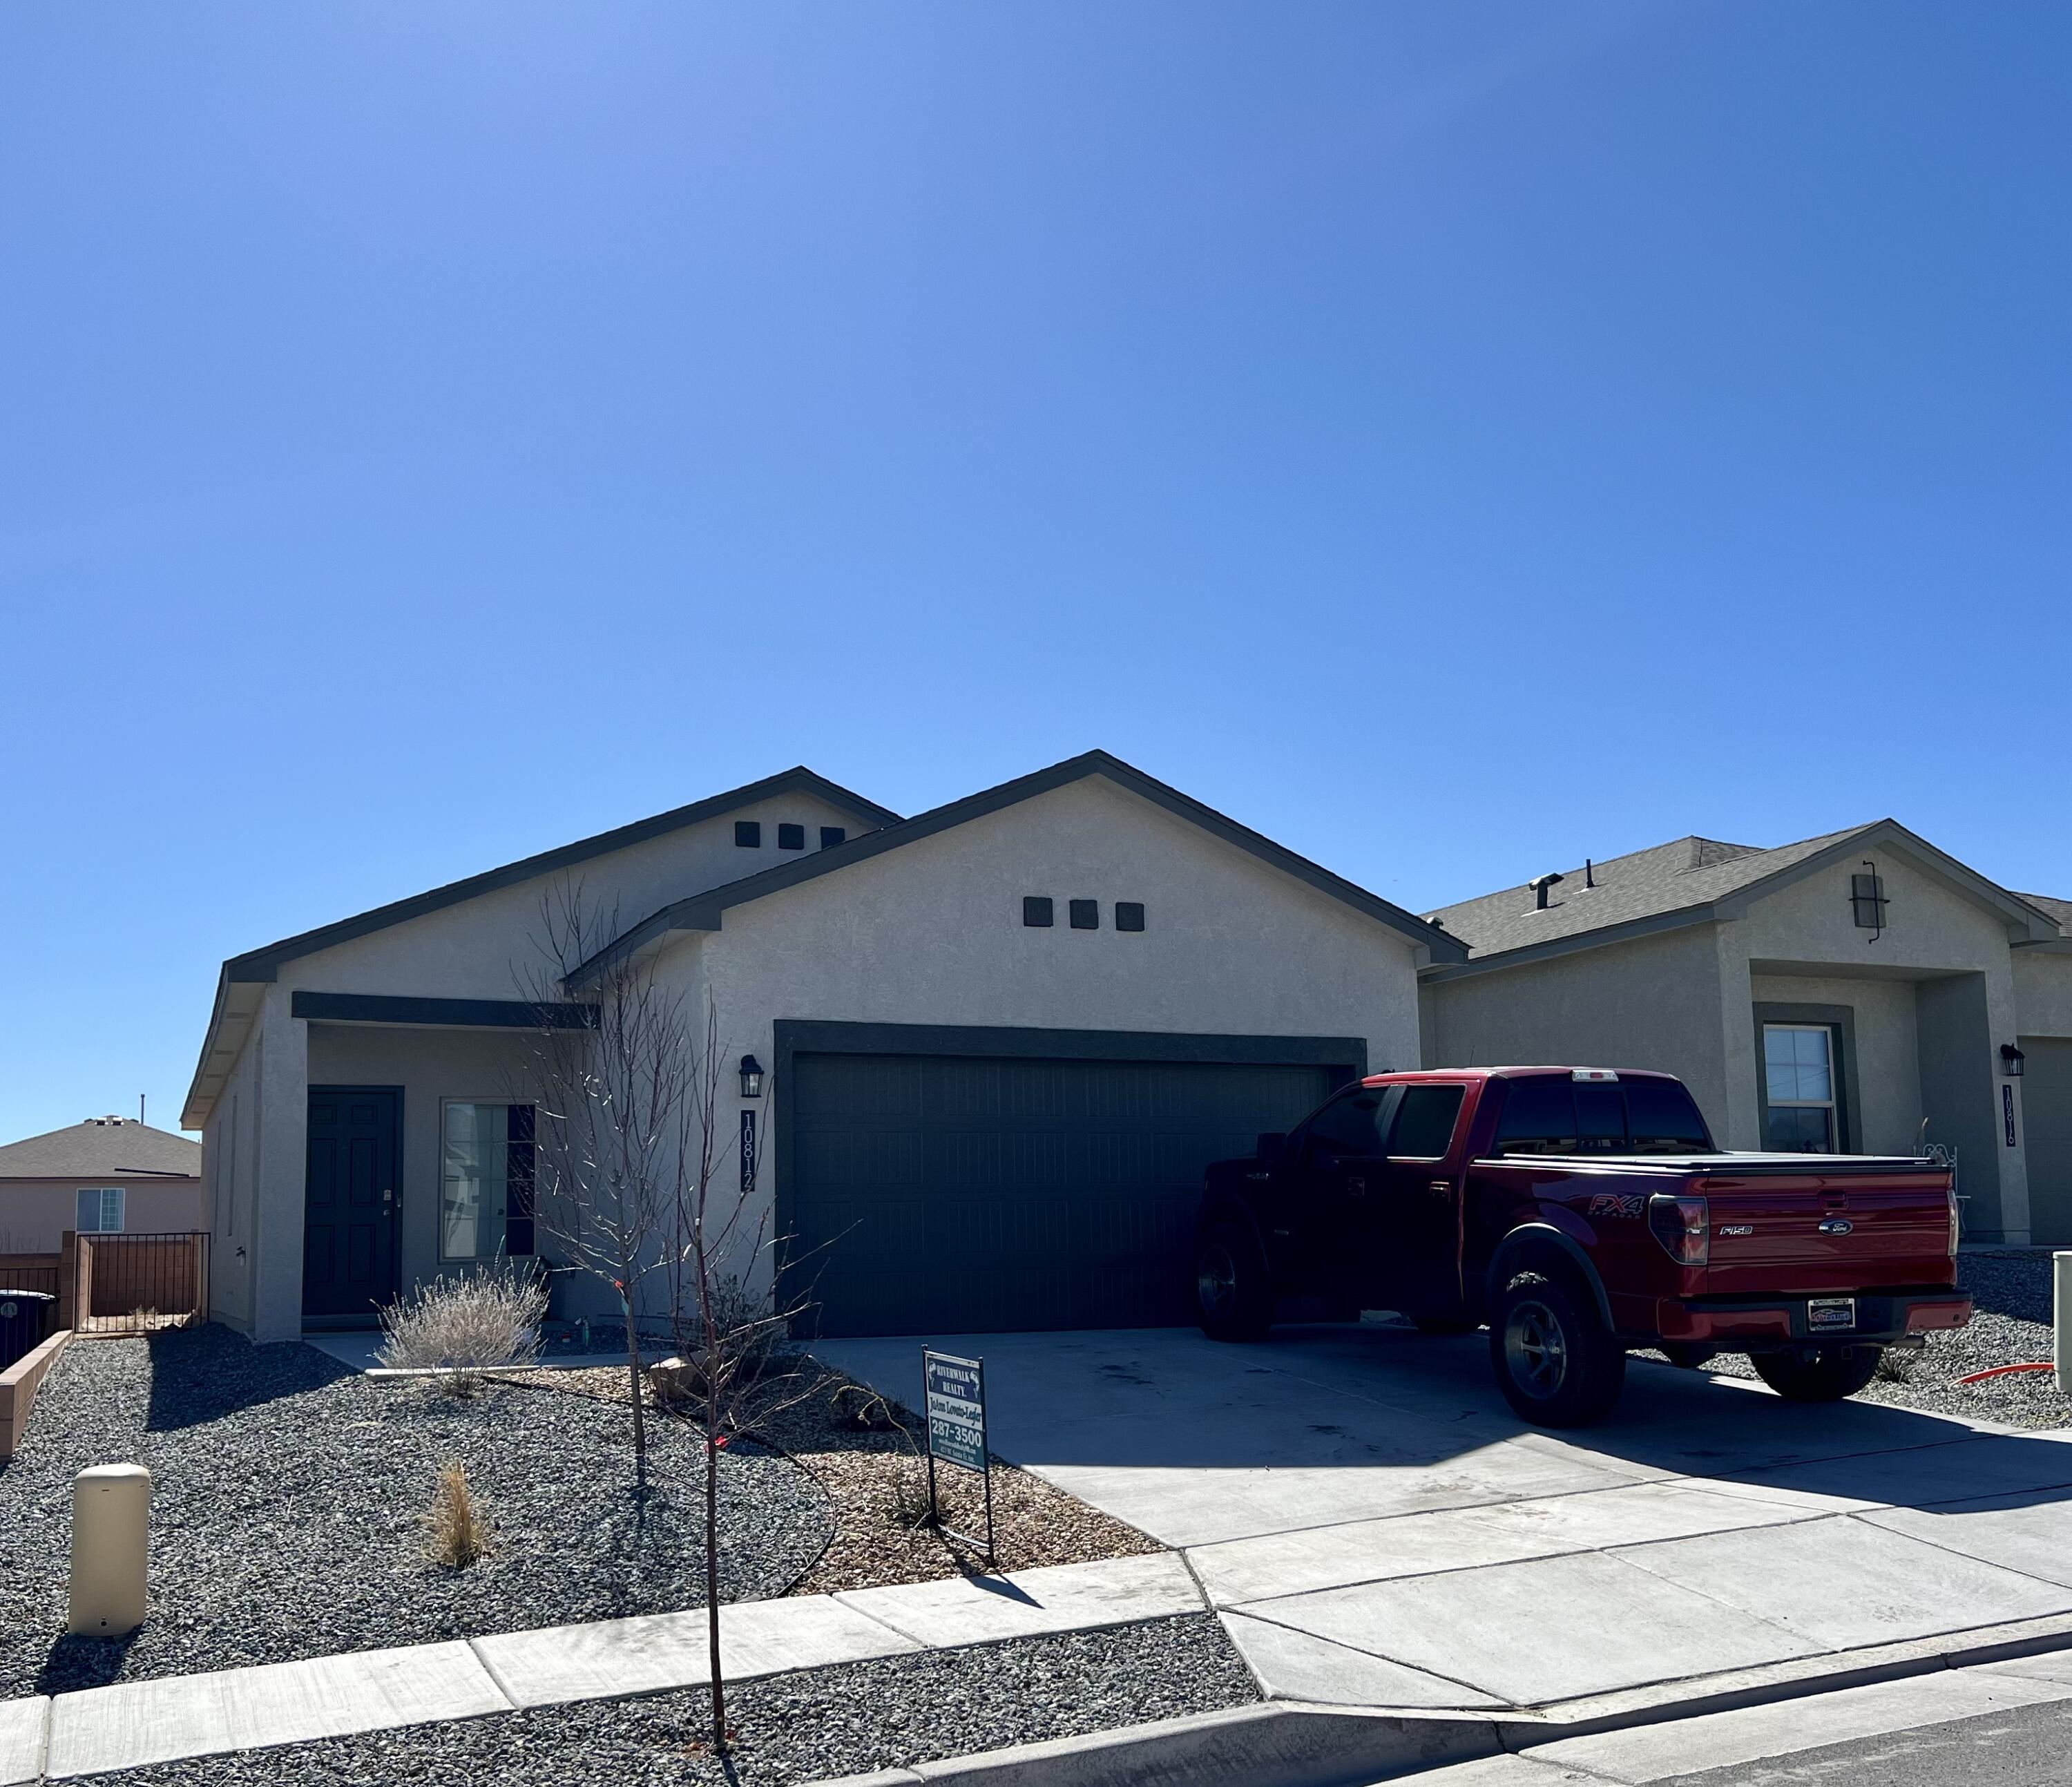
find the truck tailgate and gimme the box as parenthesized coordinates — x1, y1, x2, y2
(1694, 1161, 1953, 1295)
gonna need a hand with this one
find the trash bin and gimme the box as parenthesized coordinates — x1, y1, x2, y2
(0, 1290, 56, 1373)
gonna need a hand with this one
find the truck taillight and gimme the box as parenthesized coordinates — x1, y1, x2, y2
(1648, 1194, 1709, 1267)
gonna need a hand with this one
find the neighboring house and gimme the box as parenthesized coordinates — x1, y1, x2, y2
(0, 1117, 204, 1254)
(1418, 822, 2072, 1245)
(183, 755, 1461, 1342)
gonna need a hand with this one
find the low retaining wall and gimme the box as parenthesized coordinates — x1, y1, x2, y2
(0, 1326, 71, 1460)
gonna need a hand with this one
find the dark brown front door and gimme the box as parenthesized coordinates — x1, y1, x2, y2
(304, 1087, 400, 1321)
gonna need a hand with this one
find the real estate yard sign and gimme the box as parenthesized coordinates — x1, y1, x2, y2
(923, 1350, 994, 1563)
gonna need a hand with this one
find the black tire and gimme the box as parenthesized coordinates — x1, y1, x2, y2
(1490, 1271, 1627, 1427)
(1752, 1347, 1882, 1402)
(1661, 1343, 1720, 1370)
(1196, 1219, 1274, 1343)
(1414, 1315, 1479, 1335)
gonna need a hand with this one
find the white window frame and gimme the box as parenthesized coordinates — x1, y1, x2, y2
(1762, 1024, 1838, 1153)
(76, 1187, 126, 1234)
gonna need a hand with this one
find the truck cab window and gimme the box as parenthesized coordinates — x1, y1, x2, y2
(1493, 1078, 1577, 1155)
(1574, 1084, 1627, 1153)
(1303, 1087, 1388, 1160)
(1387, 1085, 1464, 1160)
(1622, 1079, 1714, 1154)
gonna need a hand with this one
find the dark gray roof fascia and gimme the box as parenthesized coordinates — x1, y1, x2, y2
(222, 767, 901, 984)
(573, 749, 1468, 984)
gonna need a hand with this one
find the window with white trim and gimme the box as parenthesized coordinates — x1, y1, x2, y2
(76, 1187, 126, 1233)
(439, 1102, 536, 1260)
(1763, 1024, 1838, 1152)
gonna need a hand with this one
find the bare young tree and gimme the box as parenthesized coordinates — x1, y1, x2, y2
(661, 1000, 818, 1755)
(519, 884, 701, 1459)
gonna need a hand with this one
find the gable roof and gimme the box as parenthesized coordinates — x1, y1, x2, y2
(573, 749, 1468, 982)
(182, 767, 900, 1128)
(220, 766, 901, 985)
(1423, 820, 2064, 979)
(0, 1119, 201, 1180)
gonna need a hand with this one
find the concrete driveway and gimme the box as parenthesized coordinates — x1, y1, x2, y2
(812, 1323, 2072, 1715)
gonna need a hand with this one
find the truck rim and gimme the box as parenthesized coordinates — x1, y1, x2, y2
(1504, 1299, 1568, 1399)
(1197, 1245, 1238, 1315)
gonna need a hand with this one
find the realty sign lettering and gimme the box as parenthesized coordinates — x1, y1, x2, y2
(923, 1351, 988, 1475)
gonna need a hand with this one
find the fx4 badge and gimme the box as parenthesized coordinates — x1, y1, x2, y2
(1586, 1193, 1645, 1219)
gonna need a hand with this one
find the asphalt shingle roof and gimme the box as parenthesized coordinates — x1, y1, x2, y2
(2017, 891, 2072, 931)
(1424, 825, 1878, 959)
(0, 1119, 202, 1180)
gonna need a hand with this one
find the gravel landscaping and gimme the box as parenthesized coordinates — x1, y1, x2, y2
(1686, 1250, 2069, 1429)
(70, 1613, 1256, 1787)
(0, 1326, 834, 1698)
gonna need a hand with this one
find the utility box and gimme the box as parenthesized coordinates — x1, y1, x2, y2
(69, 1464, 151, 1636)
(0, 1291, 55, 1373)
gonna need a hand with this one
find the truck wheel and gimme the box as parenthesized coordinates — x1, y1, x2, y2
(1661, 1344, 1719, 1370)
(1196, 1220, 1274, 1343)
(1752, 1347, 1882, 1402)
(1490, 1272, 1626, 1427)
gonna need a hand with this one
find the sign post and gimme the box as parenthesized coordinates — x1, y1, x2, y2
(922, 1349, 993, 1564)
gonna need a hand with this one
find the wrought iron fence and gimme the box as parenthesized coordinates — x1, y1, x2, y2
(75, 1232, 210, 1335)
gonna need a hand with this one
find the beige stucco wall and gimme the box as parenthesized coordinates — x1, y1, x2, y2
(1422, 924, 1733, 1140)
(0, 1179, 202, 1255)
(2015, 950, 2072, 1040)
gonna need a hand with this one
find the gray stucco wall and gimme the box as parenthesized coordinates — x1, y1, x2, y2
(2015, 950, 2072, 1039)
(1422, 924, 1732, 1140)
(1746, 972, 1924, 1155)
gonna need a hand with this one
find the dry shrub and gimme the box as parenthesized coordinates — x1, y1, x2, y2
(1875, 1348, 1917, 1384)
(425, 1459, 490, 1567)
(378, 1258, 547, 1391)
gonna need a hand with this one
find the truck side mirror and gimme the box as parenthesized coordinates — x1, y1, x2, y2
(1256, 1132, 1288, 1167)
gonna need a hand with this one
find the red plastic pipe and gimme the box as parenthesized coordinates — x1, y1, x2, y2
(1956, 1362, 2057, 1384)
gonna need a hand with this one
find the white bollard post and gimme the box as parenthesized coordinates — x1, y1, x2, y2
(68, 1464, 150, 1636)
(2057, 1254, 2072, 1399)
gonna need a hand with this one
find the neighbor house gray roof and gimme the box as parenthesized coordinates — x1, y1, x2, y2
(0, 1120, 201, 1180)
(574, 749, 1468, 982)
(2018, 891, 2072, 931)
(1423, 821, 2064, 977)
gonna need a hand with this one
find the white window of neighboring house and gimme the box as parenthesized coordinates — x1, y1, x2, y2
(439, 1101, 537, 1261)
(77, 1187, 126, 1233)
(1763, 1024, 1839, 1152)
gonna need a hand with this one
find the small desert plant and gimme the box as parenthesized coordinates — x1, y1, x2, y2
(378, 1256, 547, 1391)
(424, 1459, 490, 1567)
(1874, 1348, 1917, 1384)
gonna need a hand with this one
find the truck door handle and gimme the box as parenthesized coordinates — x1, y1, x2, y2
(1428, 1180, 1452, 1197)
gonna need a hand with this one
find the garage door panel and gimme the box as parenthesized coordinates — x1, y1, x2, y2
(790, 1049, 1341, 1336)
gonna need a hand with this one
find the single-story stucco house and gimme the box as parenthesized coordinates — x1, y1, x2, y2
(0, 1117, 204, 1254)
(1418, 821, 2072, 1245)
(183, 753, 1462, 1342)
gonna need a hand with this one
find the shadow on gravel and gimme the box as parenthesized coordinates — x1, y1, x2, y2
(37, 1630, 139, 1694)
(144, 1323, 354, 1432)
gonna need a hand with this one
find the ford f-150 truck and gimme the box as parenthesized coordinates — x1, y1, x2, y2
(1193, 1066, 1971, 1426)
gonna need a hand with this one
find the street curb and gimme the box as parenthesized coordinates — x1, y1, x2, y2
(805, 1704, 1507, 1787)
(805, 1616, 2072, 1787)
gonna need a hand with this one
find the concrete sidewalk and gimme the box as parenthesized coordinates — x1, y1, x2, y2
(816, 1324, 2072, 1714)
(0, 1553, 1201, 1783)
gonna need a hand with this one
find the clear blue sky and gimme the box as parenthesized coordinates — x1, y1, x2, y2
(2, 3, 2066, 1142)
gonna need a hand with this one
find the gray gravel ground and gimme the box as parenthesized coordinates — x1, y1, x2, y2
(0, 1326, 833, 1698)
(68, 1613, 1254, 1787)
(1693, 1250, 2068, 1429)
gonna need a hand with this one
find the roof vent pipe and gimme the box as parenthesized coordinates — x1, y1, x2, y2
(1528, 872, 1565, 911)
(1585, 859, 1595, 889)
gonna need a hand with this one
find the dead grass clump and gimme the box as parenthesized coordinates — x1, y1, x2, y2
(378, 1258, 547, 1393)
(1875, 1348, 1917, 1384)
(425, 1459, 490, 1567)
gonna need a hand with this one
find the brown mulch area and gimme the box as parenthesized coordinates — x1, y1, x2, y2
(494, 1357, 1161, 1596)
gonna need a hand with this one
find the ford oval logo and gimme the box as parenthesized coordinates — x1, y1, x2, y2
(1819, 1217, 1854, 1236)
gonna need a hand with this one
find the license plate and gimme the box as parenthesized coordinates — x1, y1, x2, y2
(1807, 1297, 1857, 1332)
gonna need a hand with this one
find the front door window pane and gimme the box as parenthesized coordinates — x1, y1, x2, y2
(1762, 1025, 1839, 1153)
(442, 1103, 510, 1260)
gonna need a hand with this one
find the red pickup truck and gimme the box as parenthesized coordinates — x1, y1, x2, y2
(1193, 1065, 1970, 1426)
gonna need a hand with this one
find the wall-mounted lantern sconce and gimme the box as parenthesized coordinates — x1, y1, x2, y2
(2001, 1044, 2026, 1079)
(739, 1054, 765, 1099)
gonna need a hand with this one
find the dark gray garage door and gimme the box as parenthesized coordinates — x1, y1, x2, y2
(788, 1051, 1341, 1336)
(2022, 1037, 2072, 1245)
